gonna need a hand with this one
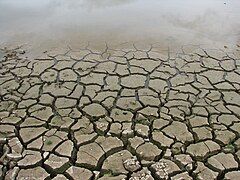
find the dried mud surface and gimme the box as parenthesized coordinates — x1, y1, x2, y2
(0, 43, 240, 179)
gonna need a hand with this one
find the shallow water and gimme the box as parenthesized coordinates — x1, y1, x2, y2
(0, 0, 240, 50)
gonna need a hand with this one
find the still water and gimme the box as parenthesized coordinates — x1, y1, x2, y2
(0, 0, 240, 50)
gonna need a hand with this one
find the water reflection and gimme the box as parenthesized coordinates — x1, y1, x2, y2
(0, 0, 239, 50)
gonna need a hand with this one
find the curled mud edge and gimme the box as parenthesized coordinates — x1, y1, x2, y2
(0, 43, 240, 179)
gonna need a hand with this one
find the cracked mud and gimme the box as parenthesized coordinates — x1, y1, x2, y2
(0, 43, 240, 179)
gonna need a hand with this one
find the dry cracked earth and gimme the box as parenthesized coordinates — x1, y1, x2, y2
(0, 43, 240, 180)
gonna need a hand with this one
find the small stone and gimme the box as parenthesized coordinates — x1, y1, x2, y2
(95, 120, 109, 134)
(43, 152, 49, 159)
(122, 129, 134, 138)
(171, 142, 184, 155)
(135, 124, 149, 137)
(93, 171, 100, 179)
(123, 156, 141, 172)
(151, 159, 181, 179)
(130, 167, 154, 180)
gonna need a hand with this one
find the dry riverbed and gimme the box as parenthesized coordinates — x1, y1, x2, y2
(0, 43, 240, 179)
